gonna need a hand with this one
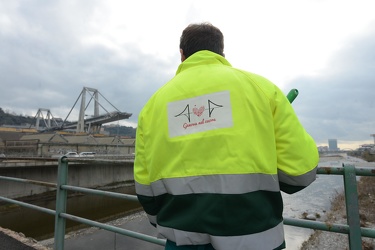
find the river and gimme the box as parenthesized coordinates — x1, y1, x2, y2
(0, 185, 141, 241)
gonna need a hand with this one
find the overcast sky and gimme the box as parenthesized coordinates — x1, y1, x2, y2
(1, 0, 375, 149)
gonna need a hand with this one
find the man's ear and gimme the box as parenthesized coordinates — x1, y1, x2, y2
(180, 49, 186, 62)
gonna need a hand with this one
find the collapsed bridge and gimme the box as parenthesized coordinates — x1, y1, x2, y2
(35, 87, 132, 133)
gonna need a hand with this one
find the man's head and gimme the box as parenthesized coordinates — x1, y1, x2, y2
(179, 22, 224, 61)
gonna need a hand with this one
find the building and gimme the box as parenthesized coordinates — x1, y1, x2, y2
(328, 139, 339, 151)
(318, 146, 329, 152)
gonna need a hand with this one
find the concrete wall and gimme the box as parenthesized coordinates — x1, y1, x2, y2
(0, 161, 134, 199)
(2, 142, 135, 157)
(39, 143, 135, 157)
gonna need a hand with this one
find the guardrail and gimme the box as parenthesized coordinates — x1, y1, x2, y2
(1, 157, 375, 250)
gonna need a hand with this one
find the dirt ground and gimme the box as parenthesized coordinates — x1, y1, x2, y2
(300, 176, 375, 250)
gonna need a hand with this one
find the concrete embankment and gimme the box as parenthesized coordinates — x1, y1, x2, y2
(40, 211, 164, 250)
(0, 157, 138, 249)
(0, 226, 49, 250)
(1, 212, 162, 250)
(0, 158, 134, 199)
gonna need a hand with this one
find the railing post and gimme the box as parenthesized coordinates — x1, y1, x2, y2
(54, 156, 68, 250)
(343, 164, 362, 249)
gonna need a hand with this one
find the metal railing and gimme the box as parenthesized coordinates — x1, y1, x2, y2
(0, 156, 375, 250)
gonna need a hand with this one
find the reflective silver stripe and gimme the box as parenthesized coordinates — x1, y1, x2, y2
(136, 174, 280, 196)
(147, 214, 157, 225)
(157, 221, 285, 250)
(135, 181, 154, 196)
(278, 166, 317, 186)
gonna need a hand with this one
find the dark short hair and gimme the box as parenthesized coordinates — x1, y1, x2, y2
(179, 22, 224, 59)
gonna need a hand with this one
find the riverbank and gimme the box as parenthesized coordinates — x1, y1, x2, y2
(300, 174, 375, 249)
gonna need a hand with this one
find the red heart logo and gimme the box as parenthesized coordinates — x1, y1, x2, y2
(193, 106, 205, 117)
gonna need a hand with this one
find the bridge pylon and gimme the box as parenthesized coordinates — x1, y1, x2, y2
(34, 108, 60, 130)
(61, 87, 131, 134)
(77, 87, 100, 133)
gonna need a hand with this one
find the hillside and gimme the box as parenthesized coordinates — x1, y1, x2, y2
(0, 108, 36, 126)
(103, 126, 136, 138)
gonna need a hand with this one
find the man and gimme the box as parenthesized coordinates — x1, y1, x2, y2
(134, 23, 319, 250)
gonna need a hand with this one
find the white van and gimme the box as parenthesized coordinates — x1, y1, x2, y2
(79, 152, 96, 157)
(64, 152, 79, 157)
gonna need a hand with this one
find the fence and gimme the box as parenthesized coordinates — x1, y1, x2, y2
(1, 156, 375, 250)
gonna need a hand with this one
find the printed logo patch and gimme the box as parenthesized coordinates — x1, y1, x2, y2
(168, 91, 233, 137)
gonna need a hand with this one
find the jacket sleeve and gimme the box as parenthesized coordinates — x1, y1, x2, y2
(273, 87, 319, 194)
(134, 111, 160, 225)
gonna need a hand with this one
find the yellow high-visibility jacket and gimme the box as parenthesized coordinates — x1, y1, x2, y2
(134, 50, 319, 250)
